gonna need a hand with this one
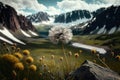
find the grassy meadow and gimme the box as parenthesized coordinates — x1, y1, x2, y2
(0, 26, 120, 80)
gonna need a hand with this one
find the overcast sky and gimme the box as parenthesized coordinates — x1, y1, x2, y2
(0, 0, 119, 16)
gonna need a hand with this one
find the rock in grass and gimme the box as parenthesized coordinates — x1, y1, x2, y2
(67, 60, 120, 80)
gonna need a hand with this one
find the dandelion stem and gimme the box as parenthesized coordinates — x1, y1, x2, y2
(62, 43, 69, 75)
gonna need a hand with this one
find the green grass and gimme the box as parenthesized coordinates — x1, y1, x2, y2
(0, 37, 120, 80)
(19, 38, 120, 74)
(73, 35, 105, 45)
(73, 32, 120, 51)
(20, 38, 95, 61)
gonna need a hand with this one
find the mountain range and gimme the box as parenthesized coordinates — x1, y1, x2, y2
(27, 12, 49, 23)
(27, 5, 120, 35)
(0, 1, 120, 45)
(27, 7, 105, 24)
(72, 5, 120, 35)
(0, 2, 38, 45)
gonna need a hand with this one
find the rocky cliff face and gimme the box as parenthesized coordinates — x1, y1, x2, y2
(0, 2, 38, 45)
(0, 2, 36, 32)
(82, 5, 120, 34)
(71, 5, 120, 35)
(18, 15, 36, 31)
(55, 10, 92, 23)
(0, 2, 19, 31)
(27, 12, 49, 23)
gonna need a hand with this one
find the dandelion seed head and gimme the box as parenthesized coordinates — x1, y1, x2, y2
(48, 27, 73, 44)
(39, 57, 43, 62)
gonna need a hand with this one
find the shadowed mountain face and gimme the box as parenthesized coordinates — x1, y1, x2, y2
(82, 5, 120, 34)
(54, 10, 92, 23)
(26, 7, 105, 25)
(18, 15, 36, 31)
(0, 2, 36, 31)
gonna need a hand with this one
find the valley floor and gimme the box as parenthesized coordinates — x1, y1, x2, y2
(19, 37, 120, 74)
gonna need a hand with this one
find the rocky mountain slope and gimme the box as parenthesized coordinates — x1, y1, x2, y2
(27, 12, 49, 23)
(71, 5, 120, 35)
(26, 8, 105, 25)
(82, 5, 120, 34)
(0, 2, 38, 45)
(55, 10, 92, 23)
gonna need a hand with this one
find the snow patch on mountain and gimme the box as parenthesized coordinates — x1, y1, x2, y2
(97, 25, 106, 34)
(29, 30, 38, 36)
(108, 27, 117, 34)
(0, 36, 13, 44)
(0, 27, 25, 45)
(21, 29, 31, 37)
(81, 23, 89, 28)
(117, 26, 120, 31)
(92, 17, 96, 22)
(53, 17, 92, 27)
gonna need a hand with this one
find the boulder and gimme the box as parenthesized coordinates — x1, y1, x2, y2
(67, 60, 120, 80)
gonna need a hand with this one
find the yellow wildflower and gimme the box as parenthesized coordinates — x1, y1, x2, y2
(60, 57, 63, 61)
(14, 52, 23, 59)
(29, 64, 37, 71)
(74, 53, 79, 58)
(51, 55, 54, 59)
(39, 57, 43, 62)
(26, 56, 34, 64)
(91, 49, 97, 54)
(2, 54, 19, 64)
(23, 50, 30, 56)
(116, 55, 120, 61)
(14, 62, 24, 70)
